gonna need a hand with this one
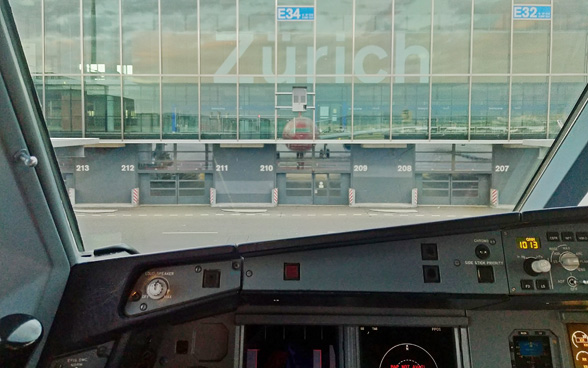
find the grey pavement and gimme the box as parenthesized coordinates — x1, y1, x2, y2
(75, 205, 511, 254)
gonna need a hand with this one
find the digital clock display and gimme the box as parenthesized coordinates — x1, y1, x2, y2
(517, 237, 541, 250)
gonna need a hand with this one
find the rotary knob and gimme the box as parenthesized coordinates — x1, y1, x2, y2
(560, 252, 580, 272)
(524, 258, 551, 276)
(146, 278, 169, 300)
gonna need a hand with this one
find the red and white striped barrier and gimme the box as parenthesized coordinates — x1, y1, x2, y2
(412, 188, 418, 207)
(272, 188, 278, 205)
(490, 188, 499, 207)
(132, 188, 139, 206)
(349, 188, 355, 206)
(210, 188, 216, 205)
(68, 188, 75, 205)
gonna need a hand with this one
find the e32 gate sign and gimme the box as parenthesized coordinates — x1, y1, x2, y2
(277, 6, 315, 21)
(513, 5, 551, 20)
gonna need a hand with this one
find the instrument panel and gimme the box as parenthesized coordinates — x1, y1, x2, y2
(42, 207, 588, 368)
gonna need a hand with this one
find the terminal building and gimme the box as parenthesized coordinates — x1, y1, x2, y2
(9, 0, 588, 206)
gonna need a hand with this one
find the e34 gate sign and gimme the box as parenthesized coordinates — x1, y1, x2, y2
(277, 6, 315, 21)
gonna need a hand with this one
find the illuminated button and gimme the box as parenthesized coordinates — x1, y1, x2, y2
(562, 232, 575, 241)
(577, 232, 588, 241)
(283, 263, 300, 281)
(520, 280, 534, 290)
(546, 232, 560, 241)
(536, 279, 550, 290)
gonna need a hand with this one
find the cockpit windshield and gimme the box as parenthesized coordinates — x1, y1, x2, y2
(7, 0, 588, 254)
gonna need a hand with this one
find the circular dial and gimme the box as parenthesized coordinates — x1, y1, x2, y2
(146, 278, 169, 300)
(560, 252, 580, 272)
(531, 259, 552, 274)
(523, 258, 551, 276)
(379, 343, 439, 368)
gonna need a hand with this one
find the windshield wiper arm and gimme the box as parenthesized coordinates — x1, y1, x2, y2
(92, 243, 139, 257)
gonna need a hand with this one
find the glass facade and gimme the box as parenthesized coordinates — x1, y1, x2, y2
(9, 0, 588, 141)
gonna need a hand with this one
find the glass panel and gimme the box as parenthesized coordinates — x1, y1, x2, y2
(316, 78, 351, 140)
(85, 76, 122, 137)
(354, 0, 389, 76)
(317, 0, 352, 75)
(287, 174, 312, 184)
(179, 181, 205, 189)
(432, 0, 471, 74)
(123, 77, 160, 138)
(11, 0, 42, 73)
(277, 80, 314, 141)
(201, 0, 236, 75)
(471, 76, 508, 140)
(151, 181, 176, 190)
(423, 181, 449, 189)
(431, 77, 469, 140)
(201, 77, 237, 139)
(179, 189, 205, 196)
(552, 0, 588, 73)
(549, 77, 588, 138)
(239, 82, 275, 139)
(423, 190, 449, 197)
(122, 0, 159, 74)
(162, 0, 198, 74)
(45, 77, 82, 137)
(33, 76, 43, 108)
(45, 0, 80, 74)
(162, 77, 198, 138)
(512, 18, 549, 74)
(392, 80, 429, 139)
(472, 0, 510, 73)
(83, 0, 119, 74)
(354, 78, 390, 139)
(511, 77, 548, 139)
(239, 0, 274, 76)
(394, 0, 431, 76)
(277, 12, 313, 76)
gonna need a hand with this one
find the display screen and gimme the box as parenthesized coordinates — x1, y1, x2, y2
(243, 325, 338, 368)
(512, 336, 552, 367)
(517, 237, 541, 250)
(359, 326, 457, 368)
(567, 324, 588, 368)
(518, 340, 544, 357)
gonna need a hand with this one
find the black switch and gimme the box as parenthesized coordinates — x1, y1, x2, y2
(546, 232, 560, 241)
(577, 232, 588, 241)
(562, 232, 575, 241)
(176, 340, 189, 354)
(421, 243, 438, 261)
(520, 279, 534, 290)
(536, 279, 550, 290)
(476, 266, 494, 283)
(202, 269, 221, 288)
(423, 265, 440, 283)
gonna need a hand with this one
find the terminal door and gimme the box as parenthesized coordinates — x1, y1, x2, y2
(140, 173, 212, 205)
(418, 173, 489, 205)
(278, 173, 349, 205)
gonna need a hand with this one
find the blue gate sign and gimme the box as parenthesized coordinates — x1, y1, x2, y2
(277, 6, 315, 21)
(513, 5, 551, 20)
